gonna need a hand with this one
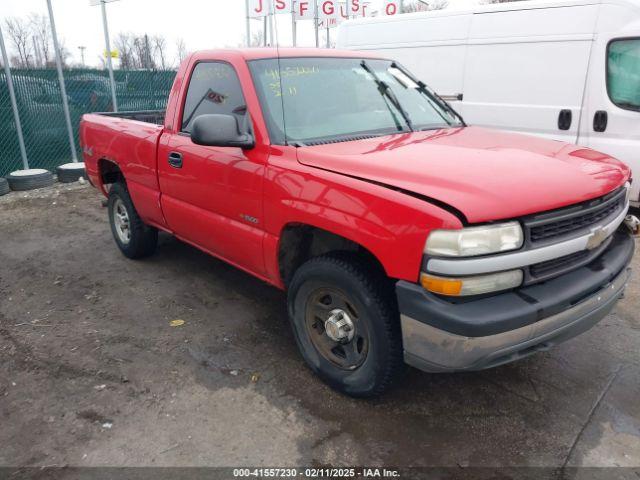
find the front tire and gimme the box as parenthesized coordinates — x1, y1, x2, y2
(287, 253, 404, 397)
(108, 182, 158, 259)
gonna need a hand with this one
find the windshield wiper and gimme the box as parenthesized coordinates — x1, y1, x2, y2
(361, 60, 414, 132)
(390, 61, 467, 127)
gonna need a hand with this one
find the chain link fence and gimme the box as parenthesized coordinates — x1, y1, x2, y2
(0, 68, 176, 176)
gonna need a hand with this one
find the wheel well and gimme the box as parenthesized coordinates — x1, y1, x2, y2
(98, 159, 124, 186)
(278, 224, 386, 288)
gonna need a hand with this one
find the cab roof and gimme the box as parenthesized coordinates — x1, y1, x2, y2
(189, 48, 384, 62)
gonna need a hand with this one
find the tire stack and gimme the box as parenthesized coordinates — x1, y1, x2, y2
(5, 169, 55, 191)
(1, 162, 87, 195)
(0, 178, 9, 197)
(56, 163, 87, 183)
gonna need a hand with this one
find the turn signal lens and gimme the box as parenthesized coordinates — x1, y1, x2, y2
(420, 270, 523, 296)
(420, 274, 463, 296)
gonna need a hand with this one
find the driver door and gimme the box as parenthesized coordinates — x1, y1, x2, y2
(158, 61, 267, 276)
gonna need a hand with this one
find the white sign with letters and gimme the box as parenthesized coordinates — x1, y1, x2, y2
(249, 0, 270, 17)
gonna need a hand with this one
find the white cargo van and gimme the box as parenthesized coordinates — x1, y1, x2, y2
(336, 0, 640, 206)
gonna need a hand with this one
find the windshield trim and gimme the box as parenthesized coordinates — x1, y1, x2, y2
(606, 36, 640, 113)
(247, 56, 464, 146)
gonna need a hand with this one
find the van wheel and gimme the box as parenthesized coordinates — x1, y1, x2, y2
(287, 253, 404, 397)
(108, 182, 158, 259)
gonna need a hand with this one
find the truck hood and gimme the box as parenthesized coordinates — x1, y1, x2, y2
(296, 127, 630, 223)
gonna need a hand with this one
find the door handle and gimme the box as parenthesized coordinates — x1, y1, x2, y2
(593, 110, 608, 133)
(558, 109, 572, 131)
(168, 151, 183, 169)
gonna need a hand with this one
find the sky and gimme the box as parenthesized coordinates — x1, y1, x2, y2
(0, 0, 481, 68)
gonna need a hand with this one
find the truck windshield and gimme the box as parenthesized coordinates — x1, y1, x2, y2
(248, 57, 462, 145)
(608, 38, 640, 112)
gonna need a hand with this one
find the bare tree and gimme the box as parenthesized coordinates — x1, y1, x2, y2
(114, 32, 175, 69)
(28, 13, 51, 67)
(404, 0, 449, 12)
(5, 17, 32, 68)
(114, 32, 135, 69)
(152, 35, 169, 70)
(176, 37, 188, 65)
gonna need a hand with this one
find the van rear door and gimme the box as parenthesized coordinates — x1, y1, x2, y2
(460, 4, 598, 143)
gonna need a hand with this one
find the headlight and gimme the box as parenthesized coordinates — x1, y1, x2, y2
(420, 270, 523, 296)
(425, 221, 523, 257)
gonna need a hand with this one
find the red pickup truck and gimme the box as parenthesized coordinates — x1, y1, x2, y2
(80, 48, 637, 397)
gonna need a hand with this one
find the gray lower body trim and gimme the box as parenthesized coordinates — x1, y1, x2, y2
(401, 266, 631, 373)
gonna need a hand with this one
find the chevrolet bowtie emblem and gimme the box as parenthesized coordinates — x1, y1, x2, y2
(586, 226, 608, 250)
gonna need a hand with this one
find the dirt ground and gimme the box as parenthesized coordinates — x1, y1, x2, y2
(1, 184, 639, 474)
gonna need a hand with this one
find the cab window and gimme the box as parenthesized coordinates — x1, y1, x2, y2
(607, 38, 640, 112)
(181, 62, 246, 133)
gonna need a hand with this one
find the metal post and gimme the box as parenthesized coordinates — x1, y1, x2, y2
(263, 16, 268, 46)
(292, 2, 297, 47)
(100, 0, 118, 112)
(0, 25, 29, 170)
(269, 10, 275, 47)
(326, 26, 330, 48)
(314, 0, 319, 47)
(245, 0, 251, 47)
(78, 46, 86, 66)
(46, 0, 78, 162)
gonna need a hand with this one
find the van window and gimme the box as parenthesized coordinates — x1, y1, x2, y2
(181, 62, 246, 133)
(607, 38, 640, 112)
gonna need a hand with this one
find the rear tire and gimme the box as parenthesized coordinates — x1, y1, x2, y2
(108, 182, 158, 259)
(287, 252, 404, 397)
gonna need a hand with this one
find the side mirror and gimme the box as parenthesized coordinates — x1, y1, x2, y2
(190, 114, 254, 149)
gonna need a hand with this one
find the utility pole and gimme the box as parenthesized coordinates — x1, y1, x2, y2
(46, 0, 78, 162)
(245, 0, 251, 47)
(0, 24, 29, 170)
(96, 0, 119, 112)
(78, 46, 86, 66)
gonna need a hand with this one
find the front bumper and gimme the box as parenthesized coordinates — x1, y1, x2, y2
(397, 230, 634, 373)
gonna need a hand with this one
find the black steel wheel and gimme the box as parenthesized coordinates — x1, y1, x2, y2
(304, 287, 370, 371)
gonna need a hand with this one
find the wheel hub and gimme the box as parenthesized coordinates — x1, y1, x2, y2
(113, 198, 131, 244)
(324, 309, 355, 342)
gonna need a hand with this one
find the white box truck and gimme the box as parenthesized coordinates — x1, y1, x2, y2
(336, 0, 640, 206)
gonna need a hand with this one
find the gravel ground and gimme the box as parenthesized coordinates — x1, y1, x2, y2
(0, 184, 639, 475)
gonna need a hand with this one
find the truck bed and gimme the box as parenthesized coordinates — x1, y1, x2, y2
(80, 110, 166, 228)
(97, 110, 165, 126)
